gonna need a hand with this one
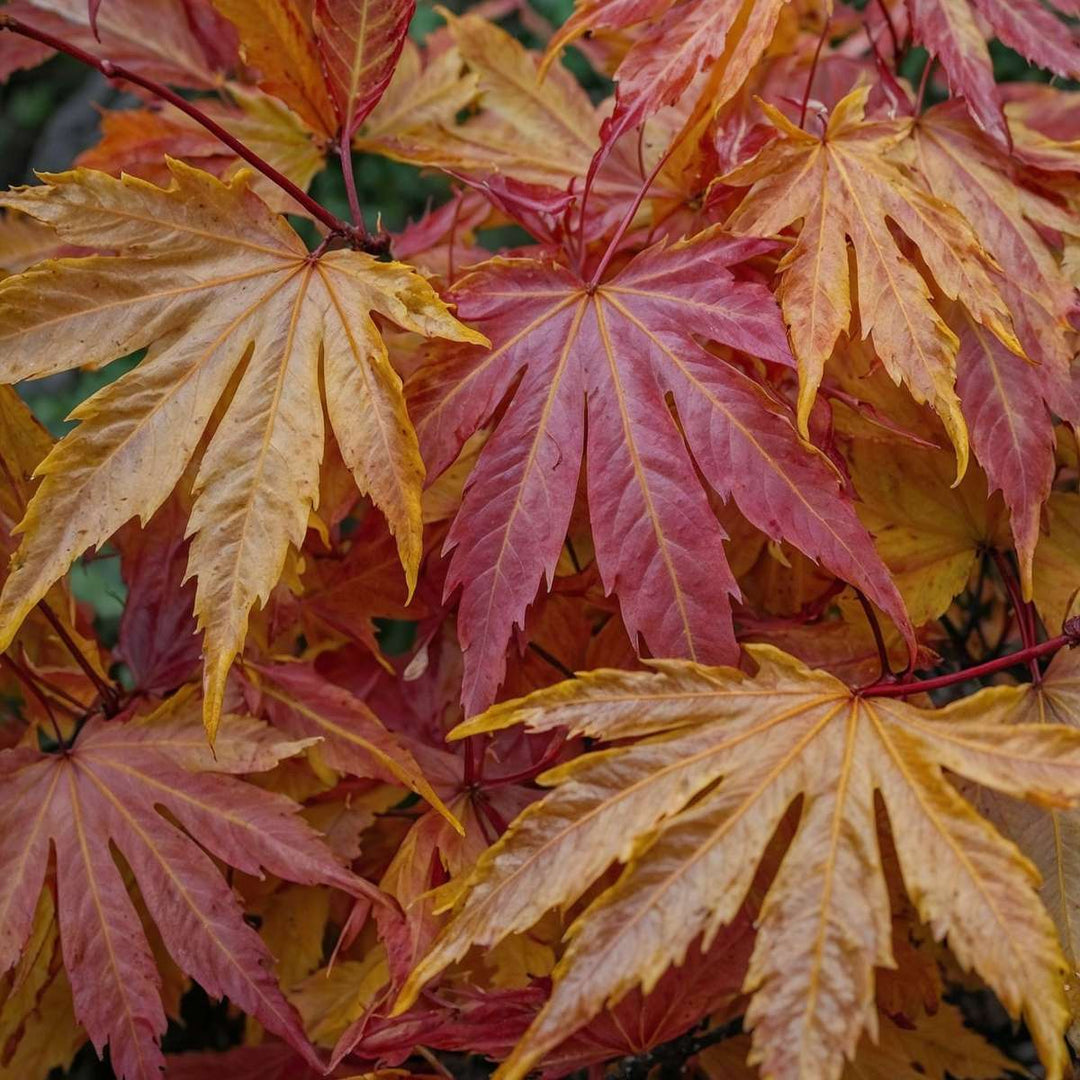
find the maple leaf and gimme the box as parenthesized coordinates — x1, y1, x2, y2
(845, 437, 1008, 626)
(1033, 492, 1080, 635)
(167, 1043, 332, 1079)
(254, 512, 419, 661)
(0, 0, 230, 88)
(209, 0, 337, 137)
(723, 86, 1023, 469)
(0, 692, 384, 1080)
(338, 917, 751, 1075)
(0, 888, 85, 1077)
(411, 225, 913, 714)
(544, 0, 790, 165)
(77, 88, 326, 215)
(699, 1002, 1015, 1080)
(398, 646, 1080, 1080)
(248, 660, 461, 830)
(907, 0, 1080, 146)
(211, 0, 413, 141)
(912, 100, 1080, 591)
(0, 160, 484, 736)
(113, 492, 202, 696)
(361, 15, 646, 222)
(355, 38, 479, 152)
(313, 0, 415, 137)
(0, 384, 109, 691)
(964, 646, 1080, 1047)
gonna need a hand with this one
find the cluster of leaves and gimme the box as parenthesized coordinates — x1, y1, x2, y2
(1, 0, 1080, 1078)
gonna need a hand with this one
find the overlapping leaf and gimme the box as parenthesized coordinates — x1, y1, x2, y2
(314, 0, 415, 137)
(965, 647, 1080, 1045)
(1034, 492, 1080, 634)
(0, 889, 85, 1078)
(908, 0, 1080, 146)
(0, 0, 232, 87)
(249, 660, 460, 828)
(399, 645, 1080, 1080)
(0, 161, 483, 736)
(0, 693, 382, 1080)
(546, 0, 789, 168)
(359, 15, 646, 221)
(112, 492, 202, 695)
(912, 100, 1080, 590)
(355, 38, 479, 152)
(209, 0, 337, 135)
(77, 88, 325, 215)
(210, 0, 414, 139)
(0, 385, 108, 688)
(846, 439, 1008, 625)
(412, 226, 913, 715)
(699, 1002, 1014, 1080)
(723, 87, 1023, 469)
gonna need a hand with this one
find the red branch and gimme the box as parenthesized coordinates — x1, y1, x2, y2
(799, 16, 831, 130)
(588, 138, 680, 289)
(0, 13, 385, 253)
(37, 599, 120, 716)
(338, 127, 368, 237)
(860, 625, 1080, 698)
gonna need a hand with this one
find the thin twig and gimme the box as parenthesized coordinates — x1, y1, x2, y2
(854, 588, 892, 683)
(527, 640, 577, 681)
(588, 139, 681, 289)
(1, 653, 66, 748)
(799, 17, 831, 130)
(990, 549, 1041, 682)
(861, 627, 1079, 698)
(873, 0, 901, 59)
(338, 128, 368, 237)
(564, 537, 582, 573)
(36, 600, 120, 715)
(4, 655, 85, 715)
(0, 13, 382, 252)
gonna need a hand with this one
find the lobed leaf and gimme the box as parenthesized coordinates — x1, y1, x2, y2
(413, 226, 914, 714)
(0, 702, 382, 1079)
(401, 646, 1080, 1080)
(724, 87, 1022, 472)
(0, 161, 484, 736)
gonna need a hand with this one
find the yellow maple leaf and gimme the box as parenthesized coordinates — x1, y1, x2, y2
(963, 646, 1080, 1052)
(699, 1001, 1015, 1079)
(1033, 492, 1080, 635)
(356, 39, 479, 151)
(0, 888, 86, 1078)
(723, 87, 1023, 473)
(363, 15, 644, 210)
(289, 948, 389, 1047)
(0, 384, 109, 687)
(846, 439, 1008, 625)
(0, 160, 485, 737)
(211, 0, 338, 138)
(398, 645, 1080, 1080)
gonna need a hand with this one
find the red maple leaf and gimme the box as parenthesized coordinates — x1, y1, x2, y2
(410, 226, 915, 714)
(0, 698, 383, 1079)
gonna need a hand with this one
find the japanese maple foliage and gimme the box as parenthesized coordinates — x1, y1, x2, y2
(0, 0, 1079, 1079)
